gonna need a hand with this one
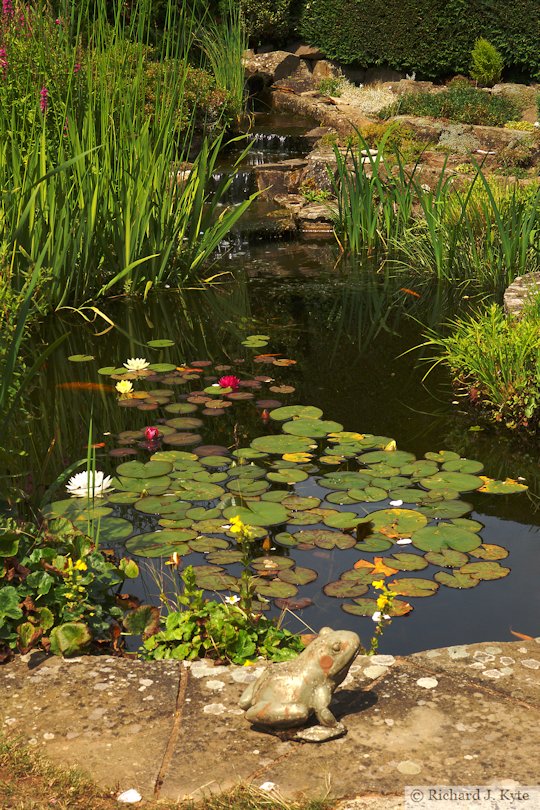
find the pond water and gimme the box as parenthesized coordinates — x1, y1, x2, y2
(14, 238, 540, 656)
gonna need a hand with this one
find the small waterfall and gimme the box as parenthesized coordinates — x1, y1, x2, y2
(207, 169, 258, 206)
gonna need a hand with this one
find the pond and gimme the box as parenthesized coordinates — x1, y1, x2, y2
(12, 236, 540, 657)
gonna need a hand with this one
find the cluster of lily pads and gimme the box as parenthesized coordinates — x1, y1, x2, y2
(51, 351, 528, 621)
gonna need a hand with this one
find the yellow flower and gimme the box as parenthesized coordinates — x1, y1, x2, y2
(376, 595, 388, 609)
(116, 380, 134, 396)
(372, 580, 385, 590)
(74, 560, 87, 571)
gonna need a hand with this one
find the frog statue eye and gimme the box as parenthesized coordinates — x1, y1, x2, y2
(332, 641, 342, 652)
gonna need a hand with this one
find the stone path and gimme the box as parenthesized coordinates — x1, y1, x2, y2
(1, 639, 539, 806)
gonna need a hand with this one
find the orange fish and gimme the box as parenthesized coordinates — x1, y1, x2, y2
(56, 382, 115, 393)
(400, 287, 421, 298)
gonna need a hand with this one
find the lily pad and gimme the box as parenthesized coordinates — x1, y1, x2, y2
(470, 544, 509, 561)
(360, 450, 416, 467)
(206, 550, 243, 565)
(192, 566, 239, 591)
(342, 597, 413, 617)
(232, 448, 269, 460)
(319, 471, 372, 491)
(353, 486, 388, 503)
(252, 556, 295, 572)
(116, 460, 173, 479)
(189, 537, 229, 553)
(388, 578, 439, 597)
(288, 507, 337, 526)
(223, 501, 288, 527)
(165, 417, 204, 430)
(322, 512, 360, 530)
(111, 475, 171, 495)
(250, 435, 315, 455)
(359, 508, 427, 538)
(283, 418, 343, 438)
(325, 491, 360, 505)
(293, 530, 356, 549)
(274, 531, 300, 548)
(135, 495, 183, 515)
(125, 530, 195, 557)
(400, 460, 439, 479)
(164, 403, 198, 415)
(269, 405, 323, 421)
(323, 580, 370, 598)
(282, 495, 321, 511)
(148, 363, 176, 372)
(420, 471, 484, 492)
(412, 524, 481, 553)
(379, 553, 428, 572)
(279, 566, 318, 585)
(163, 433, 202, 447)
(417, 499, 472, 519)
(94, 517, 133, 542)
(173, 482, 225, 501)
(425, 450, 460, 463)
(450, 518, 483, 533)
(434, 571, 479, 589)
(477, 477, 528, 494)
(147, 339, 175, 348)
(227, 479, 270, 496)
(354, 534, 393, 552)
(267, 469, 309, 484)
(424, 549, 469, 568)
(251, 578, 297, 598)
(459, 561, 510, 580)
(68, 354, 94, 362)
(442, 458, 484, 474)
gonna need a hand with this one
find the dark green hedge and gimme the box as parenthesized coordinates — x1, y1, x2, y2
(299, 0, 540, 80)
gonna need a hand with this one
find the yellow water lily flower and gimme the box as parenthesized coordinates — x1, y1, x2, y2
(115, 380, 134, 396)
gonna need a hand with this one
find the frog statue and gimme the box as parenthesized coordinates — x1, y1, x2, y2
(239, 627, 361, 734)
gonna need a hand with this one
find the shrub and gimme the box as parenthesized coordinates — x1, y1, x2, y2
(504, 121, 535, 131)
(470, 38, 503, 87)
(299, 0, 540, 81)
(421, 303, 540, 429)
(226, 0, 293, 46)
(380, 83, 520, 127)
(318, 76, 342, 96)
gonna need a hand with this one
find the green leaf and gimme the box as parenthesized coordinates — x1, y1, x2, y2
(123, 605, 161, 638)
(116, 460, 173, 479)
(434, 571, 479, 589)
(412, 524, 481, 553)
(283, 418, 343, 437)
(323, 580, 369, 598)
(119, 558, 139, 578)
(388, 578, 439, 597)
(147, 339, 175, 348)
(50, 622, 92, 657)
(68, 354, 94, 362)
(223, 501, 288, 527)
(269, 405, 323, 421)
(0, 532, 19, 557)
(0, 586, 23, 620)
(459, 561, 510, 580)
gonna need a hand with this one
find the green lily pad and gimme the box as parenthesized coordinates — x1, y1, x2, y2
(388, 578, 439, 597)
(319, 471, 372, 491)
(190, 471, 228, 484)
(261, 490, 289, 503)
(354, 486, 388, 503)
(354, 535, 393, 552)
(470, 544, 509, 561)
(97, 517, 133, 543)
(251, 578, 297, 598)
(278, 566, 318, 585)
(189, 537, 229, 552)
(135, 495, 183, 515)
(322, 512, 360, 530)
(283, 418, 343, 438)
(232, 448, 269, 460)
(98, 366, 117, 375)
(274, 531, 300, 547)
(112, 475, 171, 495)
(106, 492, 139, 505)
(42, 499, 112, 519)
(293, 530, 356, 549)
(342, 597, 413, 617)
(477, 478, 528, 494)
(340, 567, 383, 584)
(185, 507, 222, 520)
(192, 566, 239, 591)
(228, 465, 266, 479)
(148, 363, 177, 372)
(191, 518, 230, 534)
(267, 469, 309, 484)
(380, 553, 428, 572)
(288, 507, 337, 526)
(269, 405, 324, 421)
(147, 339, 175, 348)
(250, 434, 316, 455)
(158, 518, 193, 529)
(434, 571, 479, 589)
(151, 450, 198, 463)
(252, 556, 295, 571)
(206, 550, 243, 565)
(359, 508, 427, 538)
(165, 417, 204, 430)
(420, 472, 484, 492)
(425, 450, 460, 463)
(325, 491, 360, 505)
(417, 499, 472, 519)
(164, 403, 198, 415)
(442, 458, 484, 474)
(387, 488, 422, 503)
(459, 561, 510, 580)
(400, 460, 439, 479)
(126, 529, 195, 557)
(173, 482, 225, 501)
(223, 501, 288, 527)
(227, 479, 270, 496)
(116, 460, 173, 479)
(360, 450, 416, 467)
(412, 524, 481, 553)
(323, 580, 369, 598)
(282, 495, 321, 511)
(424, 549, 469, 568)
(68, 354, 94, 362)
(450, 518, 484, 533)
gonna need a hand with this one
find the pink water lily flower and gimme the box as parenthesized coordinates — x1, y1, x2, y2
(218, 375, 240, 391)
(144, 426, 159, 441)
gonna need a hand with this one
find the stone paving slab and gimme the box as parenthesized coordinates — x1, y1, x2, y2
(2, 641, 540, 804)
(0, 654, 181, 799)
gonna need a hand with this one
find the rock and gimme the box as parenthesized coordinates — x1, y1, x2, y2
(291, 43, 325, 61)
(255, 158, 308, 198)
(312, 60, 343, 82)
(439, 124, 480, 154)
(273, 62, 317, 94)
(491, 82, 538, 109)
(504, 272, 540, 317)
(243, 51, 301, 88)
(387, 79, 439, 95)
(294, 722, 347, 742)
(391, 115, 444, 143)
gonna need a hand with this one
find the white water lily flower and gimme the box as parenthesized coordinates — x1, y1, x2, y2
(396, 537, 412, 545)
(389, 499, 403, 507)
(66, 470, 114, 498)
(123, 357, 150, 371)
(224, 595, 240, 605)
(116, 380, 134, 395)
(372, 611, 391, 623)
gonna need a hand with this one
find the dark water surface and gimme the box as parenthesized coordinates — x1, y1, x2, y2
(16, 235, 540, 655)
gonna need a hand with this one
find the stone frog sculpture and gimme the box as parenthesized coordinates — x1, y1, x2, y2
(239, 627, 361, 731)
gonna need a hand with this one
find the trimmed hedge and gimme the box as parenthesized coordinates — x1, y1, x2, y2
(299, 0, 540, 80)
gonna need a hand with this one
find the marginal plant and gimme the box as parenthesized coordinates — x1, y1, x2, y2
(470, 37, 504, 87)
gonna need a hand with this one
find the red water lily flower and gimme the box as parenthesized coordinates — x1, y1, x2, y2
(218, 375, 240, 391)
(144, 426, 160, 441)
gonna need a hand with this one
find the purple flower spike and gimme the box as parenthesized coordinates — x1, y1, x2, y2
(40, 86, 48, 114)
(2, 0, 14, 18)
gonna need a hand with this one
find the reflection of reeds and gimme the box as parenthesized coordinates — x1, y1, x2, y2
(332, 133, 540, 293)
